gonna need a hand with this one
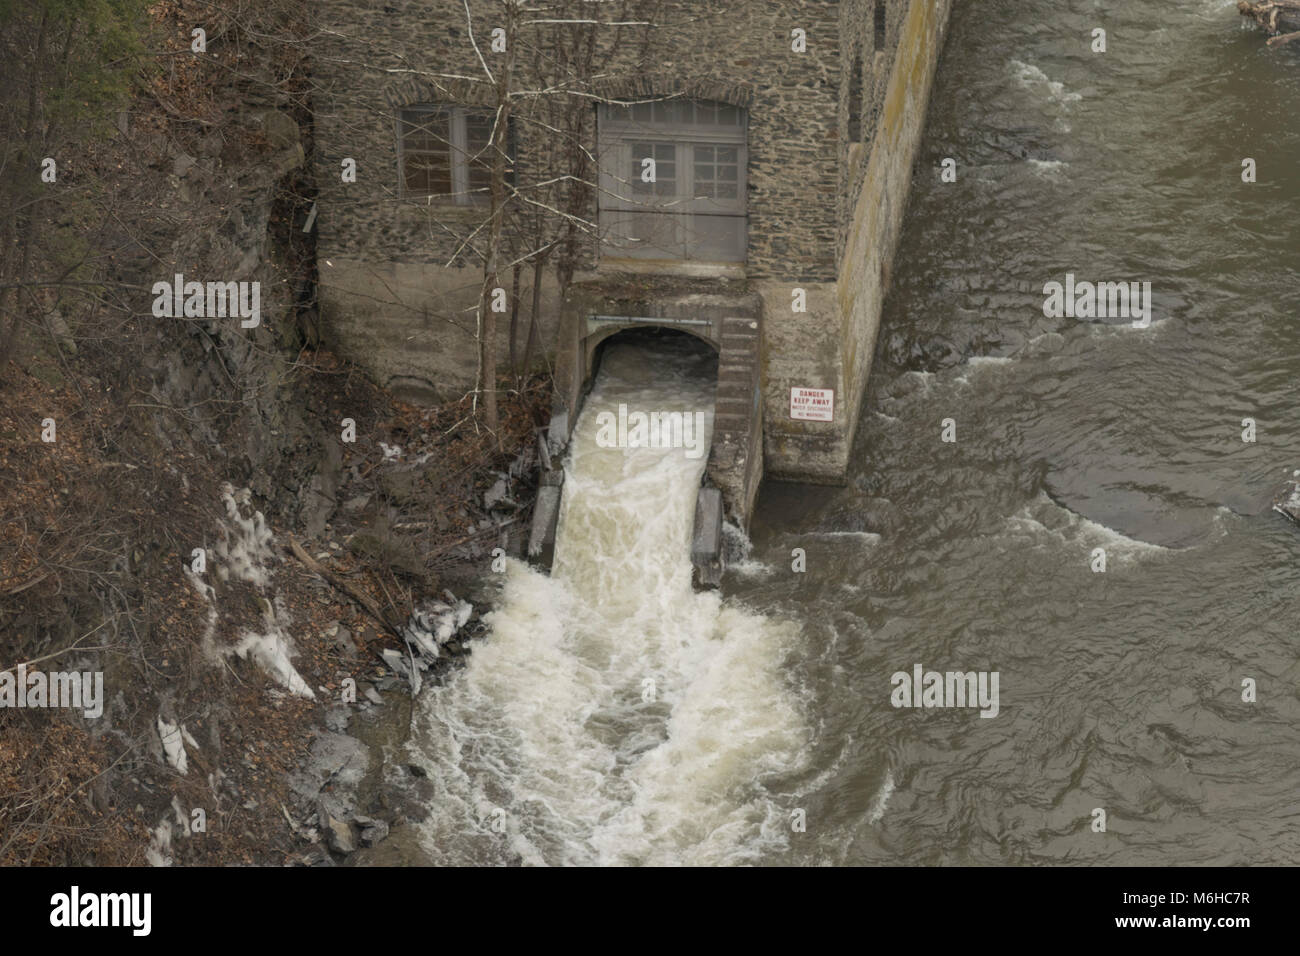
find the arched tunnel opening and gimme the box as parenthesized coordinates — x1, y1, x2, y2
(533, 322, 728, 587)
(587, 324, 719, 393)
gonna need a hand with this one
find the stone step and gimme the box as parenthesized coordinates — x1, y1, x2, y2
(718, 381, 755, 395)
(716, 369, 753, 385)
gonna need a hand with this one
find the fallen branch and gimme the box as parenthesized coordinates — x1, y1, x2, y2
(1238, 1, 1300, 38)
(1267, 28, 1300, 45)
(285, 536, 403, 638)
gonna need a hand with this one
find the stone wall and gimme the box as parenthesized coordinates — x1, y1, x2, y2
(313, 0, 954, 518)
(761, 0, 951, 485)
(312, 0, 847, 397)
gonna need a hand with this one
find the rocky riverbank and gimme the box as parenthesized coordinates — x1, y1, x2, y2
(0, 0, 545, 866)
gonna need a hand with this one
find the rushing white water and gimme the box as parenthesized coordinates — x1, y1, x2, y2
(410, 338, 809, 865)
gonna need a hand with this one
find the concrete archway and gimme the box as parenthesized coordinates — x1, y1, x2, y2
(552, 277, 765, 525)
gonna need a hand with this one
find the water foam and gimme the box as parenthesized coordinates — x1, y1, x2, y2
(411, 339, 809, 865)
(1000, 491, 1170, 562)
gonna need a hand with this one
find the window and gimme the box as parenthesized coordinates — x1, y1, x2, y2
(874, 2, 887, 51)
(397, 106, 498, 203)
(597, 99, 747, 262)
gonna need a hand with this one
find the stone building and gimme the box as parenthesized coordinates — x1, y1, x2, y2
(313, 0, 952, 523)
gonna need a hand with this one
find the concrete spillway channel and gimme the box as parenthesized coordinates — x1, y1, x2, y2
(529, 306, 754, 589)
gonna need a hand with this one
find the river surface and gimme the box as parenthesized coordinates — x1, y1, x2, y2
(407, 0, 1300, 864)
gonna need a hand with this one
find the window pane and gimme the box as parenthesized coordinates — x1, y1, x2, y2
(404, 153, 451, 195)
(631, 142, 675, 197)
(717, 146, 737, 164)
(466, 162, 490, 198)
(632, 102, 653, 122)
(464, 111, 493, 153)
(716, 104, 739, 125)
(657, 100, 689, 123)
(401, 109, 448, 152)
(461, 111, 494, 202)
(682, 213, 744, 260)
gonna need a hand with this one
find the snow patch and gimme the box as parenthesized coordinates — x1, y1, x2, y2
(158, 716, 188, 775)
(228, 627, 316, 699)
(214, 483, 276, 587)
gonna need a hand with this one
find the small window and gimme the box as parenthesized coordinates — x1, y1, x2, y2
(398, 105, 501, 203)
(874, 3, 887, 51)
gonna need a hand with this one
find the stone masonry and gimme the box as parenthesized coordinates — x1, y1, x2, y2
(312, 0, 953, 521)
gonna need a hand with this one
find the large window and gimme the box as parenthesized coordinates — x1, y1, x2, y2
(597, 99, 747, 262)
(397, 106, 496, 203)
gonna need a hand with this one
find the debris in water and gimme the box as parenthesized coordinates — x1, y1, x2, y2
(1273, 470, 1300, 524)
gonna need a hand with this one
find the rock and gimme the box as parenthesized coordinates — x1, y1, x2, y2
(171, 151, 197, 178)
(484, 475, 508, 509)
(46, 310, 77, 355)
(1273, 471, 1300, 524)
(360, 821, 390, 847)
(288, 844, 335, 867)
(324, 705, 350, 733)
(331, 624, 358, 657)
(256, 110, 301, 151)
(301, 439, 342, 537)
(380, 648, 411, 680)
(323, 815, 355, 854)
(342, 495, 370, 513)
(288, 731, 370, 803)
(364, 686, 383, 705)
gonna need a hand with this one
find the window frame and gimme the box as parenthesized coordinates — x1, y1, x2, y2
(597, 99, 748, 262)
(396, 104, 498, 205)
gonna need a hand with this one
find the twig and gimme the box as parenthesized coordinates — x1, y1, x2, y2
(285, 536, 402, 637)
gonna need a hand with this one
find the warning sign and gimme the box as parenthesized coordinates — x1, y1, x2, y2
(790, 387, 834, 422)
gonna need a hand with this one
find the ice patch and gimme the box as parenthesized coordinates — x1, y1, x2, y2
(158, 716, 188, 774)
(214, 484, 275, 588)
(228, 628, 315, 699)
(145, 819, 173, 867)
(867, 768, 895, 825)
